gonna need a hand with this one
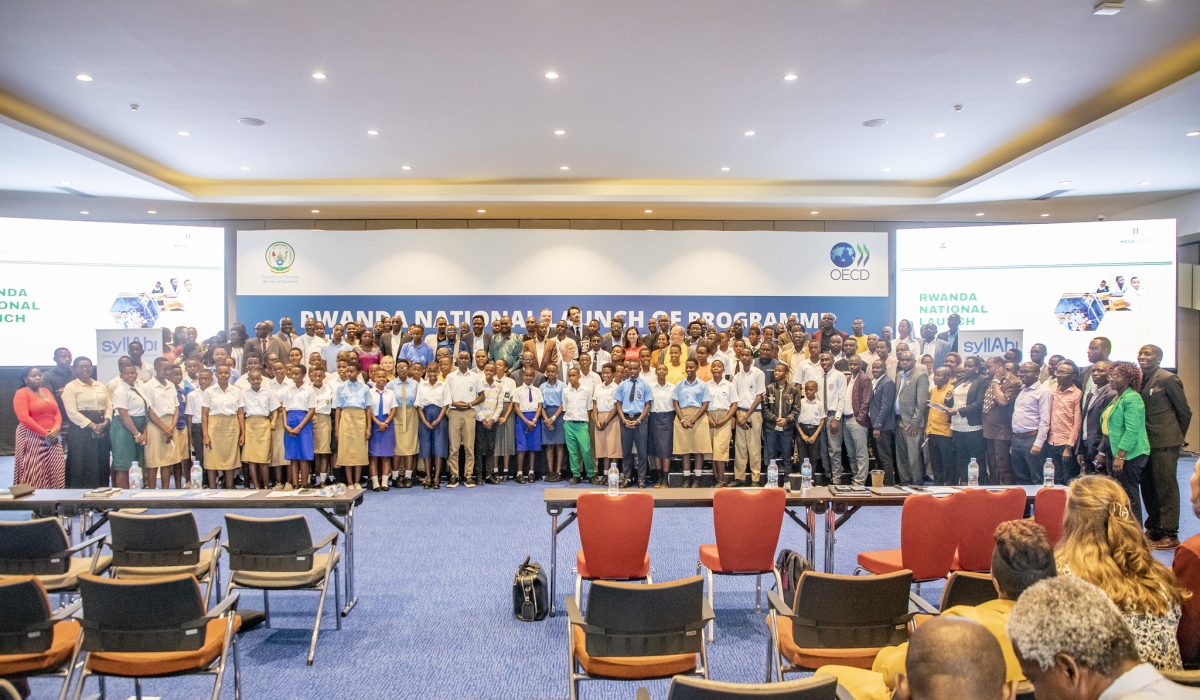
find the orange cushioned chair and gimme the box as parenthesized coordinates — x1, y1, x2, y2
(0, 577, 83, 700)
(72, 573, 241, 700)
(1174, 534, 1200, 668)
(574, 492, 654, 601)
(855, 494, 957, 591)
(950, 487, 1026, 572)
(1034, 487, 1067, 546)
(698, 487, 786, 641)
(566, 576, 712, 700)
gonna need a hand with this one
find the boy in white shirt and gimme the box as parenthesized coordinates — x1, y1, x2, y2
(185, 368, 212, 473)
(796, 380, 825, 474)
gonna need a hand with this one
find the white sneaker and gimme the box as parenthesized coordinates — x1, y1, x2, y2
(283, 483, 294, 491)
(272, 483, 284, 491)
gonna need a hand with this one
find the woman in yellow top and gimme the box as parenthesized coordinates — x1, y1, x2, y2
(925, 366, 957, 485)
(816, 520, 1056, 700)
(664, 345, 688, 384)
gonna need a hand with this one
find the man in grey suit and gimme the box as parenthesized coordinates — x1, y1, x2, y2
(893, 351, 929, 485)
(1138, 344, 1192, 550)
(273, 317, 298, 350)
(463, 314, 492, 358)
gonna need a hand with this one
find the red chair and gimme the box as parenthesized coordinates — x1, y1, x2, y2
(950, 488, 1027, 572)
(1034, 487, 1067, 546)
(697, 488, 786, 640)
(574, 492, 654, 601)
(1173, 534, 1200, 667)
(856, 494, 957, 592)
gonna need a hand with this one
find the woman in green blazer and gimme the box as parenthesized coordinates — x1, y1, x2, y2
(1098, 361, 1151, 522)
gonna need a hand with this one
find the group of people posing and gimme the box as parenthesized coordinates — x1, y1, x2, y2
(9, 307, 1192, 549)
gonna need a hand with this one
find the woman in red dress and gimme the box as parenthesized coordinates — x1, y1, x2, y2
(12, 367, 66, 489)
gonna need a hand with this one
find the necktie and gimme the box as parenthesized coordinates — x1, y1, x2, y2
(261, 339, 267, 354)
(983, 381, 995, 413)
(377, 391, 384, 420)
(822, 372, 828, 412)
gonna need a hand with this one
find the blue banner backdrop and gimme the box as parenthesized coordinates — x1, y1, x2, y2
(235, 294, 889, 334)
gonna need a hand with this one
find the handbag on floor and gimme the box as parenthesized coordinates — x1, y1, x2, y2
(513, 556, 548, 622)
(774, 549, 813, 609)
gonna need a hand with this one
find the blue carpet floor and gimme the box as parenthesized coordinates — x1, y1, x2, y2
(4, 455, 1197, 700)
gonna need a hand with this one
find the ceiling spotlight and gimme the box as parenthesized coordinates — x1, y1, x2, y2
(1016, 77, 1032, 84)
(1139, 181, 1151, 185)
(954, 104, 964, 112)
(811, 211, 819, 215)
(80, 211, 88, 215)
(311, 209, 320, 214)
(976, 212, 985, 216)
(75, 74, 92, 81)
(240, 166, 250, 171)
(720, 167, 730, 171)
(237, 118, 265, 126)
(1188, 131, 1200, 136)
(882, 167, 892, 172)
(402, 165, 412, 170)
(1042, 213, 1050, 217)
(545, 72, 559, 79)
(744, 130, 755, 136)
(1060, 181, 1072, 185)
(59, 181, 71, 185)
(177, 131, 190, 136)
(129, 104, 139, 111)
(147, 210, 156, 214)
(784, 74, 798, 81)
(645, 209, 653, 214)
(554, 129, 565, 135)
(312, 72, 327, 79)
(934, 132, 946, 138)
(1093, 0, 1123, 15)
(560, 165, 570, 170)
(863, 119, 889, 128)
(367, 130, 379, 135)
(478, 209, 486, 213)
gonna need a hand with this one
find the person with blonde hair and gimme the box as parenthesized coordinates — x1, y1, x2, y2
(1056, 475, 1188, 669)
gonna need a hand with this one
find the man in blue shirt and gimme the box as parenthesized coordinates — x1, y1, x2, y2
(614, 359, 653, 487)
(399, 324, 435, 366)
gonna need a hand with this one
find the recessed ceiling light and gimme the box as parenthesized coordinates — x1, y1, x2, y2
(882, 167, 892, 172)
(402, 165, 411, 170)
(147, 210, 156, 214)
(237, 118, 265, 126)
(554, 129, 565, 135)
(1016, 77, 1032, 84)
(1041, 213, 1050, 217)
(560, 165, 570, 170)
(1060, 181, 1072, 185)
(177, 131, 189, 136)
(367, 130, 379, 135)
(80, 211, 88, 215)
(645, 209, 653, 214)
(59, 181, 71, 185)
(1188, 131, 1200, 137)
(545, 72, 559, 79)
(240, 166, 250, 171)
(976, 212, 985, 216)
(478, 209, 486, 213)
(312, 72, 327, 79)
(744, 130, 755, 136)
(934, 132, 946, 138)
(784, 74, 798, 81)
(1093, 1, 1123, 15)
(863, 119, 888, 128)
(1139, 181, 1150, 185)
(75, 74, 92, 81)
(311, 209, 320, 213)
(720, 167, 730, 171)
(811, 211, 819, 215)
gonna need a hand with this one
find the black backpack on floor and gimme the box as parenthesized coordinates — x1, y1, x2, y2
(774, 549, 813, 610)
(513, 556, 548, 622)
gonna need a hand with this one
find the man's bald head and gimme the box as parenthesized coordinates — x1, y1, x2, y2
(898, 617, 1009, 700)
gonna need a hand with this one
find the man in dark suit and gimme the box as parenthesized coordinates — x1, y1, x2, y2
(600, 315, 625, 353)
(379, 316, 410, 359)
(253, 321, 291, 368)
(935, 313, 960, 352)
(1076, 360, 1114, 476)
(563, 306, 587, 346)
(1138, 344, 1192, 550)
(274, 317, 298, 349)
(868, 358, 897, 485)
(463, 314, 491, 358)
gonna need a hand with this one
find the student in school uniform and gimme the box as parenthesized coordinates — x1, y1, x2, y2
(186, 367, 212, 476)
(310, 365, 334, 486)
(387, 359, 420, 488)
(110, 363, 148, 489)
(142, 357, 182, 489)
(416, 363, 450, 489)
(334, 360, 372, 490)
(280, 364, 317, 490)
(648, 364, 676, 488)
(241, 369, 279, 490)
(201, 364, 243, 488)
(762, 363, 800, 483)
(492, 358, 517, 480)
(706, 359, 739, 487)
(367, 365, 398, 491)
(539, 363, 566, 482)
(475, 362, 504, 484)
(562, 367, 595, 485)
(267, 360, 294, 488)
(592, 362, 622, 480)
(672, 359, 712, 488)
(445, 350, 485, 488)
(795, 380, 826, 473)
(514, 368, 544, 484)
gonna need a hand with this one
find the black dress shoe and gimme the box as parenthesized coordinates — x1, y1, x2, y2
(619, 478, 631, 489)
(515, 474, 526, 484)
(569, 477, 580, 485)
(638, 479, 647, 488)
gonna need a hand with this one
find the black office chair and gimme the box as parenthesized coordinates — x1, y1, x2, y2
(939, 571, 999, 611)
(636, 674, 851, 699)
(107, 511, 221, 607)
(0, 577, 84, 700)
(223, 514, 339, 665)
(566, 576, 713, 700)
(766, 570, 914, 682)
(0, 519, 110, 597)
(72, 573, 240, 700)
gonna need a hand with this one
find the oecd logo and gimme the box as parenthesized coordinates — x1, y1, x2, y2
(830, 242, 871, 280)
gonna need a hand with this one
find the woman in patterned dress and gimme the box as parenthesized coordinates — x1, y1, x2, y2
(12, 367, 66, 489)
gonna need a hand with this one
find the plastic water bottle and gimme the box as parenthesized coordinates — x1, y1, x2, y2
(607, 463, 619, 496)
(1043, 458, 1055, 488)
(190, 464, 203, 489)
(766, 460, 779, 488)
(800, 459, 813, 492)
(967, 458, 979, 487)
(129, 461, 143, 490)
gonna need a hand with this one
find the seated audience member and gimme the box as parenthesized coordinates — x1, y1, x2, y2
(894, 617, 1016, 700)
(1056, 475, 1188, 670)
(1008, 576, 1200, 699)
(820, 519, 1056, 699)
